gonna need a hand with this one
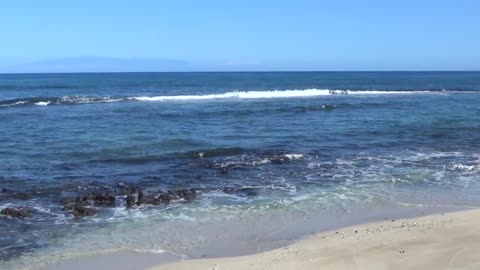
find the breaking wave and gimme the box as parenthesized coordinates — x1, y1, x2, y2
(0, 89, 473, 108)
(0, 96, 123, 108)
(132, 89, 436, 101)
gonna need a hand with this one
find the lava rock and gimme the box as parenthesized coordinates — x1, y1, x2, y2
(75, 192, 116, 207)
(62, 197, 96, 217)
(71, 197, 96, 217)
(117, 184, 137, 196)
(240, 187, 258, 197)
(72, 205, 96, 217)
(269, 156, 288, 164)
(126, 194, 135, 208)
(176, 189, 197, 201)
(159, 193, 173, 204)
(93, 193, 115, 206)
(322, 104, 335, 111)
(136, 191, 160, 206)
(59, 197, 76, 206)
(116, 182, 127, 188)
(1, 208, 31, 218)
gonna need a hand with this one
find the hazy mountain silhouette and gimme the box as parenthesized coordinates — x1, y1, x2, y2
(3, 56, 191, 73)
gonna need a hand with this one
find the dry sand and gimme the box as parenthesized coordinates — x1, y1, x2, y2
(150, 209, 480, 270)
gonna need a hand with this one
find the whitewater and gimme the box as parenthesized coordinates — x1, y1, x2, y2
(0, 89, 458, 108)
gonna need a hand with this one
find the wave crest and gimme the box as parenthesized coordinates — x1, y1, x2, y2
(132, 89, 433, 101)
(0, 88, 472, 108)
(0, 96, 123, 108)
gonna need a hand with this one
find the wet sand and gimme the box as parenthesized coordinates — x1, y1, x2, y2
(150, 209, 480, 270)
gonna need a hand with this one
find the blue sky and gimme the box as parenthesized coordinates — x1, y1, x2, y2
(1, 0, 479, 72)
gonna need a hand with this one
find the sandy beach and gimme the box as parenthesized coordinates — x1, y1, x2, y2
(150, 209, 480, 270)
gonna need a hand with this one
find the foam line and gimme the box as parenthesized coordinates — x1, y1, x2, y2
(132, 89, 430, 101)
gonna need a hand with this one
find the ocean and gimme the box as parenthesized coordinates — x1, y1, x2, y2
(1, 72, 480, 269)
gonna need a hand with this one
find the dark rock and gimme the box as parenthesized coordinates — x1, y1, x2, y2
(117, 182, 126, 188)
(118, 184, 137, 196)
(269, 156, 288, 164)
(125, 187, 137, 195)
(75, 192, 116, 207)
(81, 193, 95, 201)
(72, 205, 96, 217)
(61, 196, 95, 217)
(136, 191, 160, 206)
(240, 188, 258, 197)
(1, 188, 10, 193)
(136, 191, 144, 206)
(322, 104, 335, 111)
(71, 197, 96, 217)
(62, 204, 74, 212)
(218, 167, 229, 174)
(93, 193, 115, 205)
(126, 194, 135, 209)
(159, 194, 173, 204)
(1, 208, 31, 218)
(176, 189, 197, 201)
(59, 197, 75, 206)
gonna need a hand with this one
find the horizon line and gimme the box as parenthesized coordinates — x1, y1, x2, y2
(1, 70, 479, 75)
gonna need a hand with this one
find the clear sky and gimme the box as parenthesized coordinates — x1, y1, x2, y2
(1, 0, 479, 72)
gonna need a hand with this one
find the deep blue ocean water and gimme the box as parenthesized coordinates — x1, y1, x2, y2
(1, 72, 480, 268)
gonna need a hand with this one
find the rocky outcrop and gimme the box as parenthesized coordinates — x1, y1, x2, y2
(72, 204, 96, 217)
(175, 189, 197, 201)
(131, 189, 198, 207)
(126, 194, 136, 209)
(136, 191, 160, 206)
(56, 183, 200, 216)
(76, 196, 95, 217)
(91, 193, 115, 207)
(116, 182, 137, 196)
(62, 196, 97, 217)
(159, 193, 173, 204)
(1, 208, 31, 218)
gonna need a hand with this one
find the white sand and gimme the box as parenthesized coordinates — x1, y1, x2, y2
(150, 209, 480, 270)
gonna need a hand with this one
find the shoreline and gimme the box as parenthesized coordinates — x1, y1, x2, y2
(36, 206, 480, 270)
(149, 208, 480, 270)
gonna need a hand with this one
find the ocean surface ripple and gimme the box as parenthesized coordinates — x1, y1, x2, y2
(1, 72, 480, 269)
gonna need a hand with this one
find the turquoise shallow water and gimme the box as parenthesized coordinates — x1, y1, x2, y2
(1, 72, 480, 268)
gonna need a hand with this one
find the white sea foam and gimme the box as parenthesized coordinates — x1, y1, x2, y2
(35, 101, 50, 106)
(0, 101, 26, 107)
(283, 153, 304, 160)
(132, 89, 429, 101)
(57, 96, 124, 104)
(133, 248, 166, 254)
